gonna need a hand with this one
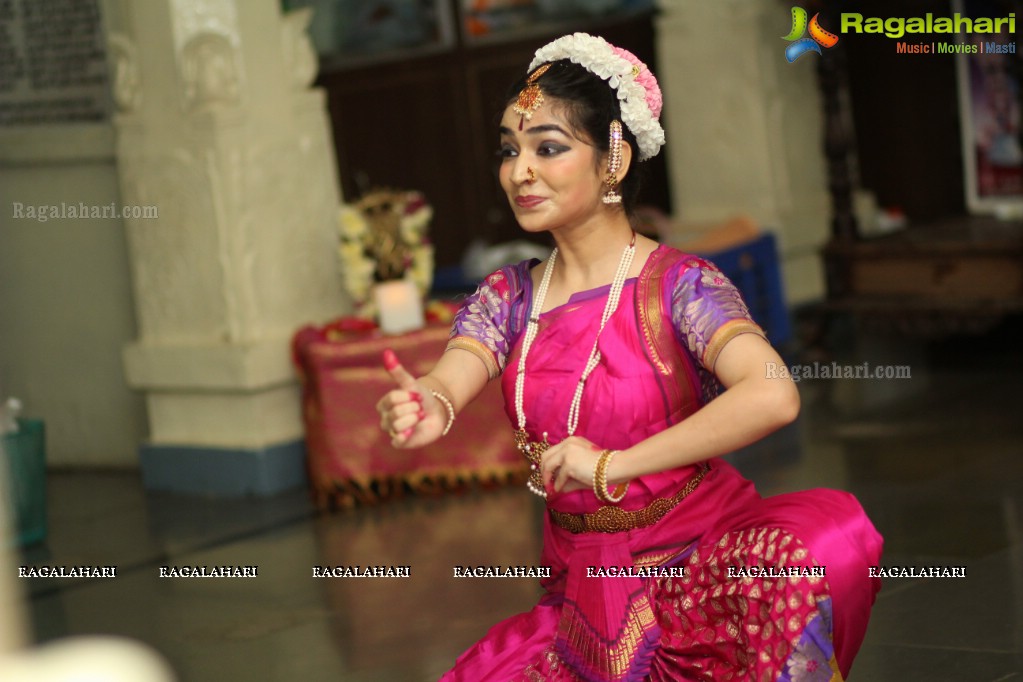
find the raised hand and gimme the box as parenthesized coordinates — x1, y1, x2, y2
(375, 348, 448, 449)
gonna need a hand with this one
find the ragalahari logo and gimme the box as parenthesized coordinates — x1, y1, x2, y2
(783, 7, 839, 62)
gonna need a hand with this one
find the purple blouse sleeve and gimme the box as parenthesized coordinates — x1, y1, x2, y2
(445, 261, 533, 379)
(669, 256, 767, 373)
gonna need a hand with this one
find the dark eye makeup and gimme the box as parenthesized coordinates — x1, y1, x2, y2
(496, 140, 570, 160)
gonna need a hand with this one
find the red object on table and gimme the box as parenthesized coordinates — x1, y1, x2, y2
(291, 320, 526, 509)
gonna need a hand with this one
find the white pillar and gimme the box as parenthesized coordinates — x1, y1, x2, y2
(657, 0, 831, 304)
(102, 0, 346, 494)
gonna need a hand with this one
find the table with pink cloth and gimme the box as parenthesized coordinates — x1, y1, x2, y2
(291, 321, 525, 509)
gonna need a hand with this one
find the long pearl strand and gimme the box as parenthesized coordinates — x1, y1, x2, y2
(566, 238, 634, 435)
(515, 234, 636, 498)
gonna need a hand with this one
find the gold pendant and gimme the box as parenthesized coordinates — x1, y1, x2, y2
(514, 428, 550, 497)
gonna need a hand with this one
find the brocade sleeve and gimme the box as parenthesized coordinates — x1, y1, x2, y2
(669, 257, 767, 373)
(445, 261, 533, 380)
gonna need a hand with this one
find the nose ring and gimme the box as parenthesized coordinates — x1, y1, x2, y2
(526, 167, 536, 183)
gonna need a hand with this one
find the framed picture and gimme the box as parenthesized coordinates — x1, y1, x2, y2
(954, 0, 1023, 214)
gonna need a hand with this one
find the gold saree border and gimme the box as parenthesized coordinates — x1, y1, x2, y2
(557, 590, 658, 680)
(635, 246, 701, 420)
(702, 320, 766, 371)
(830, 654, 845, 681)
(633, 543, 693, 568)
(636, 246, 681, 379)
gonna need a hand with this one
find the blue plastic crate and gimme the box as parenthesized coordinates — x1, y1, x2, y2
(696, 233, 792, 349)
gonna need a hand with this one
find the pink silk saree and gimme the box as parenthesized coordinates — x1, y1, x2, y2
(442, 245, 882, 681)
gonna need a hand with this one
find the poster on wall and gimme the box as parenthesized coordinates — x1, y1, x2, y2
(954, 0, 1023, 214)
(0, 0, 110, 127)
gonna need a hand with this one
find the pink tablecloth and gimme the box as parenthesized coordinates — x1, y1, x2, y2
(292, 322, 525, 509)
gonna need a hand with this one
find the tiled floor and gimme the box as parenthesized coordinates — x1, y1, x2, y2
(7, 314, 1023, 680)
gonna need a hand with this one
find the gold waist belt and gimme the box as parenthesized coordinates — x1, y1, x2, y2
(549, 463, 710, 534)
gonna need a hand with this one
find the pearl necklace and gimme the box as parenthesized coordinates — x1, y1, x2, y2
(514, 233, 636, 498)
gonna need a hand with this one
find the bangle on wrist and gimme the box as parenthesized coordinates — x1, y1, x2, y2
(593, 449, 610, 501)
(593, 449, 628, 504)
(430, 389, 455, 436)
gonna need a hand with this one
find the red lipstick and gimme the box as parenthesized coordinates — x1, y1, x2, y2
(515, 196, 545, 208)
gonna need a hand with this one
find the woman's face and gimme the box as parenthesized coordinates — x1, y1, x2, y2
(498, 100, 605, 235)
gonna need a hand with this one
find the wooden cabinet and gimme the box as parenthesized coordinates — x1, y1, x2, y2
(314, 8, 670, 268)
(822, 217, 1023, 334)
(814, 0, 1023, 334)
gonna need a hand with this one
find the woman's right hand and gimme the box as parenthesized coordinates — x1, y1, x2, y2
(375, 349, 448, 449)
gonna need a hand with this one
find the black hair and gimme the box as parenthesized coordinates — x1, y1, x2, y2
(503, 59, 648, 212)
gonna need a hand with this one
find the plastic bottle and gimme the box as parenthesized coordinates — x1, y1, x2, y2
(0, 397, 21, 436)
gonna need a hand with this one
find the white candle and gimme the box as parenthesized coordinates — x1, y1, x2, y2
(373, 278, 425, 335)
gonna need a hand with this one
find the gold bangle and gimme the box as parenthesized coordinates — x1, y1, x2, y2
(593, 449, 612, 500)
(594, 450, 628, 504)
(430, 389, 455, 436)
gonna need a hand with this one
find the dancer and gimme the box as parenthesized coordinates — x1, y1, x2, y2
(377, 32, 882, 681)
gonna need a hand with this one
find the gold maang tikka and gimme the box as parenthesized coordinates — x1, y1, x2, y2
(513, 63, 552, 130)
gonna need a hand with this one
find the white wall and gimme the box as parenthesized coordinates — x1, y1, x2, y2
(657, 0, 831, 304)
(0, 125, 147, 467)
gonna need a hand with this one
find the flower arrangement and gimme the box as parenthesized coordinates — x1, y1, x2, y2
(528, 33, 665, 161)
(337, 189, 434, 316)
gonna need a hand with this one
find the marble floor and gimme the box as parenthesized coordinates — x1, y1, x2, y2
(7, 314, 1023, 681)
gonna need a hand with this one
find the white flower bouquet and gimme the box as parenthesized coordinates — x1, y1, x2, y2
(337, 189, 434, 317)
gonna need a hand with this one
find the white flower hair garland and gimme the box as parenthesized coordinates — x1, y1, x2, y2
(528, 32, 666, 161)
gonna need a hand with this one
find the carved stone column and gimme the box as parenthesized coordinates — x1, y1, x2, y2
(656, 0, 832, 304)
(102, 0, 345, 495)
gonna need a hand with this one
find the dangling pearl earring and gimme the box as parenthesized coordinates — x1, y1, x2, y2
(602, 120, 623, 205)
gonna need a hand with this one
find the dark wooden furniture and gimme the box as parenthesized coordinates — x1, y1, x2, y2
(822, 217, 1023, 334)
(315, 8, 671, 268)
(815, 0, 1023, 335)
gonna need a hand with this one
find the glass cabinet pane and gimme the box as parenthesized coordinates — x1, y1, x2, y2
(284, 0, 455, 60)
(461, 0, 654, 43)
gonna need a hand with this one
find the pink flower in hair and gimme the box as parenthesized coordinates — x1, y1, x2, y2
(610, 46, 663, 119)
(529, 33, 666, 160)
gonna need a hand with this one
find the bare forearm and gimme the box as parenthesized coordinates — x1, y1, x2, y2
(416, 348, 491, 415)
(607, 378, 799, 485)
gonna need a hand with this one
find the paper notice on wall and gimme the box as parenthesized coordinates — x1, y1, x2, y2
(0, 0, 110, 126)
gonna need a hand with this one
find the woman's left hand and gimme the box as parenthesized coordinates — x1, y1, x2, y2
(540, 436, 604, 496)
